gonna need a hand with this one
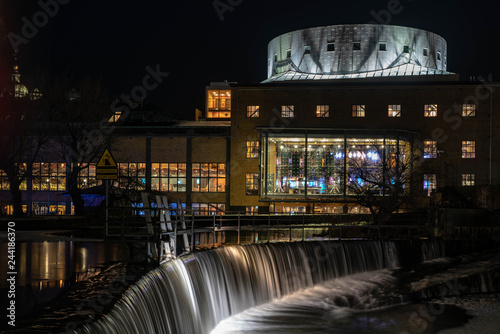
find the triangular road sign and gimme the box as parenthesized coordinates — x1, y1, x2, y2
(97, 148, 118, 168)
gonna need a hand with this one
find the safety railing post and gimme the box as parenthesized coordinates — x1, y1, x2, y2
(267, 213, 271, 242)
(213, 215, 216, 249)
(237, 212, 241, 245)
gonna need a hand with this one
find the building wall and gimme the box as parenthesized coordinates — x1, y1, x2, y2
(230, 81, 500, 211)
(268, 24, 447, 78)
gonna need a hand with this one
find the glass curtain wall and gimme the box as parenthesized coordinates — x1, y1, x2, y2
(261, 131, 411, 199)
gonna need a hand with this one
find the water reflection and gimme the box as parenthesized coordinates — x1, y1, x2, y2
(0, 240, 128, 316)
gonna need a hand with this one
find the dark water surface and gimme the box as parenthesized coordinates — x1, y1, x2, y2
(0, 238, 135, 332)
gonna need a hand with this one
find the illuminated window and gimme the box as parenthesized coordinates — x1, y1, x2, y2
(116, 163, 147, 190)
(379, 42, 387, 51)
(462, 174, 475, 186)
(281, 105, 295, 118)
(246, 206, 258, 214)
(424, 104, 437, 117)
(192, 203, 225, 215)
(247, 141, 259, 158)
(388, 105, 401, 117)
(32, 163, 66, 191)
(423, 48, 429, 57)
(423, 174, 436, 196)
(462, 104, 476, 117)
(206, 89, 231, 118)
(327, 43, 335, 52)
(247, 105, 260, 118)
(403, 45, 410, 53)
(32, 202, 66, 215)
(0, 170, 9, 190)
(246, 173, 259, 195)
(77, 163, 100, 189)
(424, 141, 437, 159)
(151, 163, 186, 192)
(304, 45, 311, 54)
(352, 105, 365, 117)
(462, 141, 475, 158)
(316, 105, 329, 117)
(286, 49, 291, 58)
(192, 163, 226, 192)
(109, 111, 122, 122)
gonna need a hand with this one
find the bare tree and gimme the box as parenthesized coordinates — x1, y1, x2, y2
(0, 94, 45, 216)
(347, 144, 414, 224)
(43, 75, 113, 215)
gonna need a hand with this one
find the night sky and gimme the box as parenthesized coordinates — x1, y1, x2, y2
(1, 0, 498, 119)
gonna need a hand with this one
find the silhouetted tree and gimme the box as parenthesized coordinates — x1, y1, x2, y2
(43, 75, 113, 215)
(0, 94, 45, 216)
(347, 144, 414, 224)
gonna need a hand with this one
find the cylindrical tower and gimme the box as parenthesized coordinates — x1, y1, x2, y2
(266, 24, 448, 81)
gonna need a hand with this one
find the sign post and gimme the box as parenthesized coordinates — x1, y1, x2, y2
(96, 148, 118, 235)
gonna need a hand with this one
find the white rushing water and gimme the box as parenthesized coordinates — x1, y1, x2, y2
(211, 269, 403, 334)
(78, 241, 400, 334)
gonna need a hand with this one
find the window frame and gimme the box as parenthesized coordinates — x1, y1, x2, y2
(424, 141, 437, 159)
(462, 173, 475, 186)
(247, 105, 260, 118)
(424, 104, 438, 117)
(316, 105, 330, 117)
(388, 104, 401, 117)
(462, 141, 476, 159)
(281, 105, 295, 118)
(151, 162, 187, 192)
(192, 163, 226, 193)
(245, 173, 259, 196)
(423, 174, 437, 196)
(462, 104, 476, 117)
(352, 105, 366, 117)
(246, 141, 259, 159)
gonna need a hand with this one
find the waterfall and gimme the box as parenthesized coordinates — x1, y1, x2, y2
(78, 241, 399, 334)
(421, 239, 446, 262)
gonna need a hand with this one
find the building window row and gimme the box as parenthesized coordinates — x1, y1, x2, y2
(32, 163, 66, 191)
(277, 43, 441, 59)
(151, 163, 187, 192)
(191, 203, 225, 215)
(115, 163, 147, 190)
(247, 104, 477, 118)
(423, 173, 476, 196)
(0, 170, 10, 190)
(192, 163, 226, 192)
(423, 140, 475, 159)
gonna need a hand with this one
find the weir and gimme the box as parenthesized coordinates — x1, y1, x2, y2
(77, 240, 448, 334)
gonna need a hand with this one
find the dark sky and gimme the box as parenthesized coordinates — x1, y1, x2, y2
(2, 0, 498, 118)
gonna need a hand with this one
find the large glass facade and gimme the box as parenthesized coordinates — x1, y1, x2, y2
(261, 131, 412, 199)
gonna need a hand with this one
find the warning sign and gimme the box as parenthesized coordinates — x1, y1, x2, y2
(97, 148, 117, 168)
(96, 148, 118, 180)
